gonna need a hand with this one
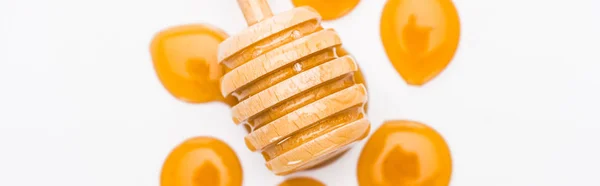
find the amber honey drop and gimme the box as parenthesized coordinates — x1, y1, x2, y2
(380, 0, 460, 85)
(357, 120, 452, 186)
(150, 24, 236, 106)
(161, 137, 243, 186)
(278, 177, 325, 186)
(291, 0, 360, 20)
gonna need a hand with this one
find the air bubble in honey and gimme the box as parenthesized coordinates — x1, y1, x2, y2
(291, 30, 302, 39)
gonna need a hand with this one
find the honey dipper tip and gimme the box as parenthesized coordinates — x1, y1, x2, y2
(237, 0, 273, 26)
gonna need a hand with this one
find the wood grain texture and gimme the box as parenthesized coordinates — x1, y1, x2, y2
(220, 29, 341, 97)
(265, 118, 370, 175)
(230, 55, 357, 123)
(218, 7, 320, 63)
(245, 84, 367, 151)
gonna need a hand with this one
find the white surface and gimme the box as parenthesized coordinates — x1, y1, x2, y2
(1, 0, 599, 185)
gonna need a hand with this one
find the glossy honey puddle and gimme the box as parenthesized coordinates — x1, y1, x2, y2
(357, 120, 452, 186)
(381, 0, 460, 86)
(291, 0, 360, 20)
(150, 24, 236, 106)
(161, 137, 243, 186)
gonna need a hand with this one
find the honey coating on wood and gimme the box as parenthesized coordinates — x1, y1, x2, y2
(220, 2, 370, 175)
(336, 47, 368, 113)
(380, 0, 460, 86)
(304, 148, 349, 170)
(278, 177, 325, 186)
(161, 137, 243, 186)
(244, 83, 366, 153)
(150, 24, 236, 106)
(230, 55, 358, 124)
(357, 120, 452, 186)
(262, 106, 364, 160)
(266, 118, 369, 175)
(221, 21, 321, 71)
(291, 0, 361, 20)
(220, 28, 342, 99)
(233, 47, 337, 102)
(246, 74, 354, 131)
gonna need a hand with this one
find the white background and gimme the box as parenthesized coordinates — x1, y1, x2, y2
(1, 0, 599, 185)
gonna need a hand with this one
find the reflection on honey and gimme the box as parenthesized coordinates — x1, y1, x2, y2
(278, 177, 325, 186)
(302, 46, 368, 171)
(357, 120, 452, 186)
(150, 24, 236, 106)
(161, 137, 243, 186)
(380, 0, 460, 85)
(291, 0, 360, 20)
(336, 47, 368, 113)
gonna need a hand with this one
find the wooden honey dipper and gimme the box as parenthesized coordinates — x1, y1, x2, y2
(218, 0, 370, 175)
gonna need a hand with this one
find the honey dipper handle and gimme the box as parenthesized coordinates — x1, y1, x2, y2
(237, 0, 273, 26)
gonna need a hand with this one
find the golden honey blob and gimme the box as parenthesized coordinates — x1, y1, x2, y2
(278, 177, 325, 186)
(161, 137, 243, 186)
(380, 0, 460, 85)
(150, 24, 236, 106)
(291, 0, 360, 20)
(357, 120, 452, 186)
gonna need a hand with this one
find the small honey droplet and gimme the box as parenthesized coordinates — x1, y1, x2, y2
(291, 30, 302, 39)
(332, 46, 339, 58)
(253, 48, 263, 58)
(293, 63, 303, 72)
